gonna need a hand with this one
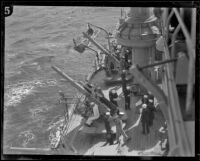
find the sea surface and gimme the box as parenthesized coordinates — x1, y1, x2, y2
(4, 6, 121, 154)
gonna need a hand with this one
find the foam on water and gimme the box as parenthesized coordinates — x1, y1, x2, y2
(18, 130, 35, 147)
(4, 79, 57, 108)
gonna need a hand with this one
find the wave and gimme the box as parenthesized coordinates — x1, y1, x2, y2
(8, 19, 33, 28)
(50, 34, 66, 41)
(11, 38, 32, 48)
(21, 56, 55, 65)
(22, 24, 49, 33)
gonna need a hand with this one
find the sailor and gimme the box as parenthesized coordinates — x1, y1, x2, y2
(85, 102, 100, 127)
(94, 87, 117, 144)
(109, 89, 119, 106)
(148, 99, 156, 127)
(102, 112, 114, 145)
(81, 99, 93, 118)
(125, 59, 132, 70)
(93, 86, 118, 116)
(147, 91, 154, 103)
(141, 104, 150, 135)
(112, 41, 118, 52)
(142, 94, 149, 104)
(121, 70, 127, 93)
(125, 86, 131, 110)
(124, 48, 131, 70)
(58, 90, 69, 121)
(112, 112, 131, 144)
(158, 122, 169, 155)
(120, 56, 126, 71)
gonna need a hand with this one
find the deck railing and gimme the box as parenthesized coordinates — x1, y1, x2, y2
(161, 8, 195, 156)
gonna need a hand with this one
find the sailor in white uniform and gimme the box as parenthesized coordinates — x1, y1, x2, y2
(85, 102, 100, 127)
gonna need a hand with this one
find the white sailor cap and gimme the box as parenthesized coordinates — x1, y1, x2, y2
(143, 95, 148, 98)
(149, 99, 153, 103)
(111, 89, 116, 93)
(126, 86, 131, 90)
(142, 104, 147, 109)
(90, 102, 95, 106)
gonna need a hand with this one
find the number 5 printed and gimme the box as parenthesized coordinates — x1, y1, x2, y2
(4, 5, 13, 17)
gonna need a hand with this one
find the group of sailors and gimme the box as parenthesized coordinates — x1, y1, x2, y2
(105, 41, 132, 76)
(57, 80, 158, 146)
(139, 92, 156, 135)
(81, 81, 132, 145)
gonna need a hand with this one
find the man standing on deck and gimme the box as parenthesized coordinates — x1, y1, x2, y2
(109, 89, 119, 106)
(125, 86, 131, 110)
(141, 104, 150, 134)
(121, 70, 131, 110)
(148, 99, 156, 127)
(95, 87, 115, 142)
(121, 70, 127, 94)
(147, 91, 154, 103)
(142, 94, 149, 104)
(85, 102, 100, 127)
(102, 112, 115, 145)
(112, 112, 131, 144)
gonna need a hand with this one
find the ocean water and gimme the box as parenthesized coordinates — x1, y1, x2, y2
(4, 6, 120, 154)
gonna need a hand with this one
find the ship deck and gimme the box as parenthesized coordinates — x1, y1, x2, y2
(55, 69, 168, 156)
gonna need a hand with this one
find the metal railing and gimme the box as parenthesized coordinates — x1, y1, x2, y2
(161, 8, 196, 156)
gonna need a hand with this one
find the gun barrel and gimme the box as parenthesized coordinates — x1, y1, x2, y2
(82, 32, 120, 64)
(82, 32, 109, 55)
(52, 65, 87, 94)
(51, 65, 109, 113)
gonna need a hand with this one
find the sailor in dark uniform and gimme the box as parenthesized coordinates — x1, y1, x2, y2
(121, 70, 131, 110)
(109, 89, 118, 106)
(112, 112, 131, 144)
(147, 91, 154, 103)
(142, 94, 149, 104)
(121, 70, 127, 94)
(148, 99, 156, 127)
(95, 87, 115, 141)
(124, 48, 132, 70)
(141, 104, 150, 134)
(125, 86, 131, 110)
(102, 112, 115, 145)
(107, 89, 119, 115)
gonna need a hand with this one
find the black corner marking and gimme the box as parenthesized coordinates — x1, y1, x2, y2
(4, 5, 13, 17)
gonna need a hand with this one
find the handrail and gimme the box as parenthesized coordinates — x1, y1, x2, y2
(186, 8, 196, 113)
(160, 8, 193, 155)
(170, 25, 181, 76)
(63, 93, 84, 135)
(163, 38, 192, 156)
(163, 8, 195, 119)
(173, 8, 195, 59)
